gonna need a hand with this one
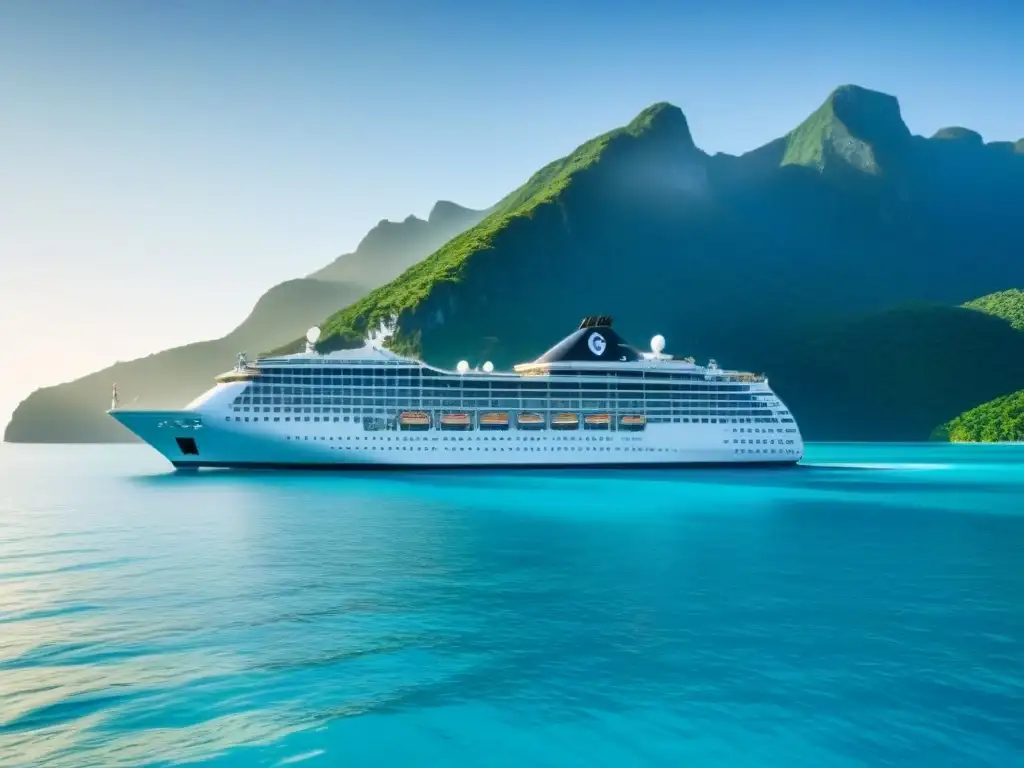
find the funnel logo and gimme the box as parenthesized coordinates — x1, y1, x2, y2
(588, 332, 607, 356)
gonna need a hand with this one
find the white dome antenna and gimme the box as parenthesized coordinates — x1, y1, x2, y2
(482, 361, 494, 373)
(456, 360, 470, 374)
(651, 335, 666, 356)
(305, 326, 321, 354)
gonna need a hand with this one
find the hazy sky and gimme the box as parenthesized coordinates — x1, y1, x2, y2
(2, 0, 1023, 429)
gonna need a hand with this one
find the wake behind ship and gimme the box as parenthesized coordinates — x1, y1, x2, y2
(109, 317, 804, 470)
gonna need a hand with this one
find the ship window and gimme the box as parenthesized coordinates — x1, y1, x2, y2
(175, 437, 199, 456)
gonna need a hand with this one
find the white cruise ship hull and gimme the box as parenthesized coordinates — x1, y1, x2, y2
(108, 317, 806, 471)
(109, 406, 803, 470)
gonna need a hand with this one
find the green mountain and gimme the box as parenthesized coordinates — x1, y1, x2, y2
(4, 202, 486, 443)
(284, 85, 1024, 440)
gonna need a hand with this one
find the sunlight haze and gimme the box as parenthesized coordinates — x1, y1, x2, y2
(2, 0, 1022, 429)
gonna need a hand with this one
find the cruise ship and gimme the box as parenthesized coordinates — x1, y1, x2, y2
(108, 317, 804, 470)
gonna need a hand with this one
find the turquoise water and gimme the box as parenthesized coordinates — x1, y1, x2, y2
(0, 443, 1022, 767)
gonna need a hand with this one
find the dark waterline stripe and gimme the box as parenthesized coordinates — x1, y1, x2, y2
(171, 460, 800, 472)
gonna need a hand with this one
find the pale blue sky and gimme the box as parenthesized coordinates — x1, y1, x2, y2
(2, 0, 1022, 427)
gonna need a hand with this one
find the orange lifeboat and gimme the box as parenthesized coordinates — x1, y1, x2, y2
(517, 412, 545, 429)
(399, 411, 430, 430)
(584, 413, 611, 429)
(551, 412, 579, 430)
(440, 412, 472, 430)
(479, 412, 510, 430)
(619, 414, 646, 431)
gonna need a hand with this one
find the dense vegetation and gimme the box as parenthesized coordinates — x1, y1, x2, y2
(962, 289, 1024, 331)
(933, 391, 1024, 443)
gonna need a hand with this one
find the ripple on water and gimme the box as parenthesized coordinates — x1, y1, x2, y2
(0, 442, 1022, 767)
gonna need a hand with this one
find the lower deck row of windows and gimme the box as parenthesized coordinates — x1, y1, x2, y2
(273, 437, 799, 456)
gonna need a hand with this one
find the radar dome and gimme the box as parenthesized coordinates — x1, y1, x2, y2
(482, 361, 494, 373)
(456, 360, 470, 373)
(651, 335, 666, 354)
(306, 326, 321, 344)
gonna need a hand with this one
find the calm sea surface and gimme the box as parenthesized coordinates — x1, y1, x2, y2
(0, 443, 1022, 767)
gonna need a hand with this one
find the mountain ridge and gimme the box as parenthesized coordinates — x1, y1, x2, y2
(282, 84, 1024, 440)
(310, 201, 487, 283)
(306, 84, 1024, 363)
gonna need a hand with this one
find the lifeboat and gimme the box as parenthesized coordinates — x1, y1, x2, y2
(440, 412, 472, 430)
(551, 412, 579, 430)
(584, 413, 611, 430)
(479, 412, 510, 430)
(517, 412, 545, 430)
(399, 411, 430, 430)
(619, 414, 646, 431)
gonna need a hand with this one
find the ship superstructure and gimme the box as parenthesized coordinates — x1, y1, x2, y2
(109, 317, 804, 469)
